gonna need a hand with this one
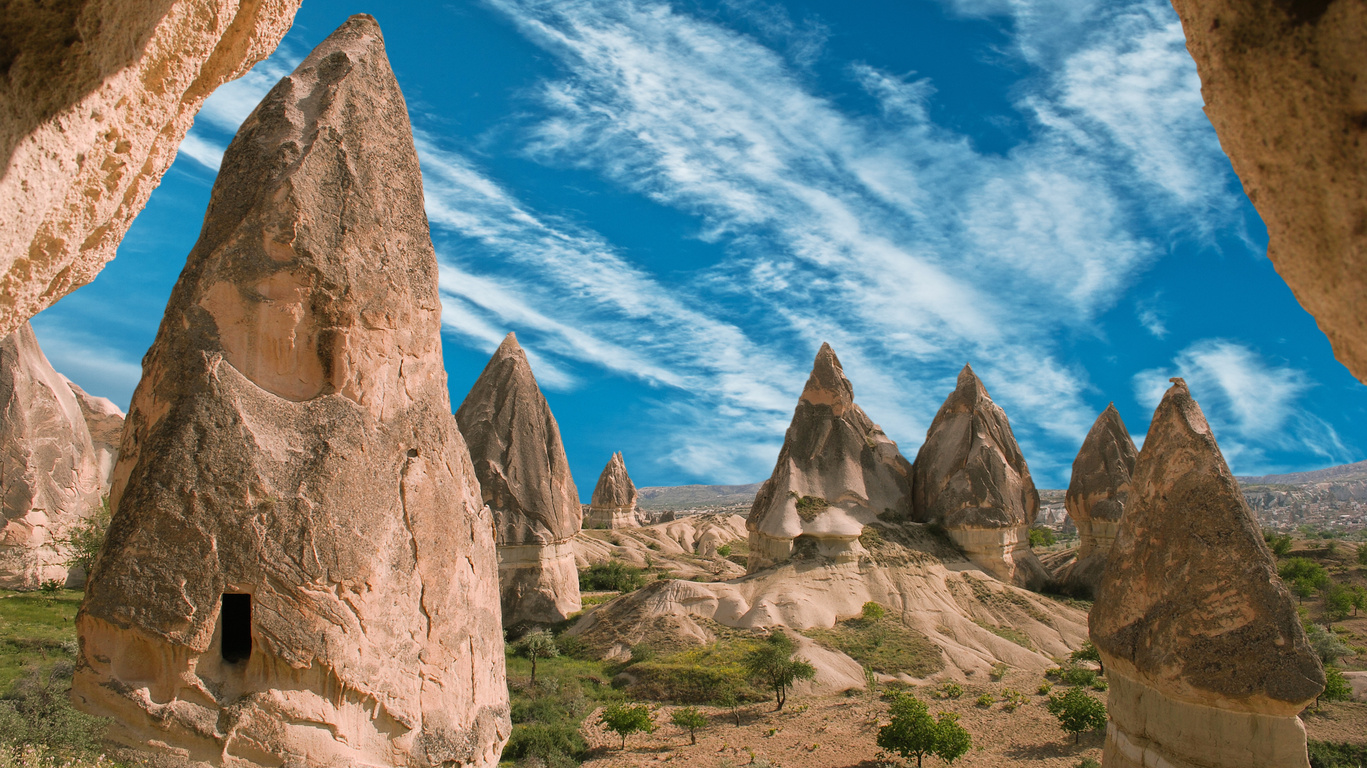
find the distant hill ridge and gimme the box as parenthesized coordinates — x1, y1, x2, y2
(635, 459, 1367, 510)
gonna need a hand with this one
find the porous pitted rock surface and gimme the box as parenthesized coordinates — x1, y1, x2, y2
(746, 343, 912, 572)
(1055, 404, 1136, 598)
(71, 17, 509, 767)
(0, 322, 104, 589)
(1167, 0, 1367, 382)
(585, 452, 642, 529)
(456, 332, 582, 625)
(911, 365, 1048, 589)
(1090, 378, 1323, 768)
(64, 378, 124, 488)
(0, 0, 302, 339)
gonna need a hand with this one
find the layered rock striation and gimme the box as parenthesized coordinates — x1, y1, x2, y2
(1057, 404, 1137, 597)
(0, 322, 105, 589)
(0, 0, 302, 339)
(1091, 378, 1323, 768)
(585, 452, 643, 529)
(746, 344, 912, 572)
(72, 17, 509, 767)
(456, 332, 582, 625)
(1167, 0, 1367, 382)
(911, 365, 1048, 589)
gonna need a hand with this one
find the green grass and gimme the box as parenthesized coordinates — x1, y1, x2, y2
(973, 620, 1035, 651)
(502, 651, 620, 766)
(0, 590, 82, 691)
(804, 615, 944, 678)
(624, 637, 766, 704)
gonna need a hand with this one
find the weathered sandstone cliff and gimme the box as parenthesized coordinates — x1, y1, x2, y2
(1091, 378, 1323, 768)
(456, 332, 582, 625)
(585, 452, 643, 529)
(0, 0, 301, 339)
(1056, 404, 1136, 597)
(72, 16, 509, 767)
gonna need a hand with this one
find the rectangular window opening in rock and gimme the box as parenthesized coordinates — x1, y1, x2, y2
(221, 593, 252, 664)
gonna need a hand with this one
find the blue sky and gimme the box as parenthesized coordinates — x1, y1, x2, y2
(30, 0, 1367, 493)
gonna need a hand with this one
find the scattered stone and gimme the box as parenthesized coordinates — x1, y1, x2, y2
(1168, 0, 1367, 382)
(1057, 403, 1137, 598)
(746, 343, 912, 572)
(0, 322, 104, 589)
(1091, 378, 1323, 768)
(0, 0, 301, 338)
(911, 364, 1049, 589)
(456, 332, 583, 625)
(72, 17, 509, 766)
(586, 452, 643, 529)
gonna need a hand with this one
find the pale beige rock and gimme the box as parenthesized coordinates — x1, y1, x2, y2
(456, 332, 582, 625)
(746, 343, 912, 572)
(911, 365, 1049, 589)
(1090, 378, 1322, 768)
(0, 0, 302, 340)
(0, 322, 104, 589)
(569, 520, 1089, 685)
(72, 17, 508, 767)
(64, 377, 125, 488)
(585, 452, 642, 529)
(1056, 404, 1137, 598)
(1168, 0, 1367, 382)
(574, 513, 749, 581)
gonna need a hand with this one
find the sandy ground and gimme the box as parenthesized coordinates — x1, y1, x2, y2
(577, 679, 1367, 768)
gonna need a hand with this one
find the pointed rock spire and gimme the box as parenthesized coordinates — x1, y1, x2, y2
(1056, 403, 1137, 597)
(911, 364, 1049, 589)
(0, 322, 105, 589)
(586, 452, 641, 529)
(1090, 379, 1322, 768)
(72, 17, 509, 766)
(456, 331, 583, 624)
(746, 343, 912, 572)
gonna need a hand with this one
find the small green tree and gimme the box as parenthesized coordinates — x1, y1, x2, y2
(1357, 543, 1367, 566)
(1069, 640, 1103, 675)
(1029, 526, 1056, 548)
(743, 631, 816, 711)
(1319, 666, 1353, 707)
(38, 579, 63, 601)
(513, 629, 559, 685)
(1305, 623, 1353, 666)
(876, 694, 939, 767)
(60, 495, 111, 580)
(1279, 558, 1330, 589)
(1267, 533, 1294, 557)
(598, 702, 655, 750)
(933, 711, 971, 764)
(716, 689, 742, 727)
(1325, 583, 1354, 622)
(1046, 687, 1108, 744)
(1292, 578, 1317, 603)
(862, 601, 887, 622)
(1349, 585, 1367, 617)
(670, 706, 707, 745)
(717, 544, 733, 558)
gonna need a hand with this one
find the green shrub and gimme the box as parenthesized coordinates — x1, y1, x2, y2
(598, 702, 656, 750)
(1001, 688, 1027, 712)
(934, 682, 963, 700)
(1305, 624, 1353, 666)
(793, 495, 828, 521)
(579, 561, 647, 593)
(876, 694, 971, 767)
(59, 496, 110, 578)
(717, 544, 732, 558)
(1037, 681, 1053, 695)
(670, 706, 708, 745)
(989, 662, 1010, 681)
(1279, 558, 1330, 590)
(974, 693, 994, 708)
(1319, 666, 1353, 706)
(1267, 533, 1294, 557)
(861, 602, 887, 622)
(1357, 544, 1367, 566)
(501, 722, 586, 767)
(1046, 687, 1107, 744)
(1309, 741, 1367, 768)
(1324, 584, 1354, 622)
(1028, 526, 1056, 547)
(0, 663, 109, 755)
(744, 632, 815, 711)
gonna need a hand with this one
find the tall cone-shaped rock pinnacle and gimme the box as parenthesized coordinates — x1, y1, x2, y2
(72, 16, 509, 767)
(911, 364, 1049, 589)
(456, 332, 583, 624)
(586, 452, 641, 529)
(1056, 403, 1136, 597)
(1090, 378, 1322, 768)
(746, 343, 911, 572)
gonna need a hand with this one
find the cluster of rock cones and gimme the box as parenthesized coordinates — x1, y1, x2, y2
(0, 6, 1343, 768)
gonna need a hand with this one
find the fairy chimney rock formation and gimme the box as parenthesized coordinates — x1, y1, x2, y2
(586, 452, 641, 529)
(1090, 378, 1323, 768)
(1167, 0, 1367, 383)
(0, 0, 302, 338)
(456, 333, 583, 625)
(1058, 403, 1137, 597)
(746, 343, 912, 572)
(0, 322, 104, 589)
(71, 17, 510, 767)
(911, 364, 1049, 589)
(64, 379, 125, 487)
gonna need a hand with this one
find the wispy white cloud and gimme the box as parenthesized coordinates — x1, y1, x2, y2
(1136, 293, 1168, 339)
(28, 321, 143, 410)
(1132, 340, 1352, 472)
(175, 133, 225, 171)
(177, 44, 303, 171)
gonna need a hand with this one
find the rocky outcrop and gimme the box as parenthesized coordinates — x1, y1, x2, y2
(1090, 379, 1323, 768)
(0, 0, 302, 340)
(911, 365, 1048, 590)
(585, 452, 643, 529)
(456, 332, 582, 625)
(1167, 0, 1367, 382)
(1056, 404, 1137, 598)
(746, 343, 912, 572)
(64, 378, 124, 487)
(72, 17, 509, 767)
(0, 322, 104, 589)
